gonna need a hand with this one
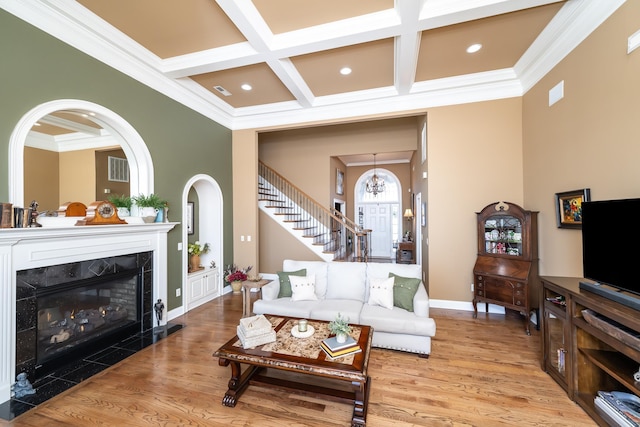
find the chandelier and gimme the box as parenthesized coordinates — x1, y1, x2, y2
(366, 153, 385, 196)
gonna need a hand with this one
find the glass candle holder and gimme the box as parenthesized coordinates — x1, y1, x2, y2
(298, 319, 308, 332)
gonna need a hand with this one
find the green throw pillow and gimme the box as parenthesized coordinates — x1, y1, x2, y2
(389, 273, 421, 312)
(277, 269, 307, 298)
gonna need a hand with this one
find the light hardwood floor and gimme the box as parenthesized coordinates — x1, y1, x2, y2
(3, 293, 595, 427)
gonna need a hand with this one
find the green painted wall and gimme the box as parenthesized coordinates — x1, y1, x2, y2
(0, 10, 233, 310)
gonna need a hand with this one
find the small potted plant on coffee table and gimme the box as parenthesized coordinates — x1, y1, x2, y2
(328, 313, 352, 343)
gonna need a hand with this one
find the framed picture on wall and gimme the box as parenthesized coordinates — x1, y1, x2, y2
(555, 188, 590, 229)
(186, 202, 194, 235)
(336, 169, 344, 195)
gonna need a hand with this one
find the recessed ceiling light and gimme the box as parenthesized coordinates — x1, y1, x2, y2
(467, 43, 482, 54)
(340, 67, 352, 75)
(241, 83, 252, 91)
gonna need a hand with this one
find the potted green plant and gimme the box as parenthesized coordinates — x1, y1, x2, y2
(328, 313, 352, 343)
(132, 193, 166, 222)
(107, 194, 132, 217)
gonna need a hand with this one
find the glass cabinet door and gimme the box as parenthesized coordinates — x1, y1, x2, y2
(483, 215, 522, 256)
(545, 310, 568, 383)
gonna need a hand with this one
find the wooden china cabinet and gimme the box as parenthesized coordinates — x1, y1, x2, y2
(473, 201, 540, 335)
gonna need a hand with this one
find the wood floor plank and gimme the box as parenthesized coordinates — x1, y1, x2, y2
(1, 294, 595, 426)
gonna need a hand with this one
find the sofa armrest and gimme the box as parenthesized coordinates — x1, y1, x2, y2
(412, 283, 429, 318)
(260, 279, 280, 301)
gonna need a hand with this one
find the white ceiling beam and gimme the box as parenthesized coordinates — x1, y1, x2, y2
(163, 10, 402, 79)
(395, 0, 424, 95)
(215, 0, 314, 108)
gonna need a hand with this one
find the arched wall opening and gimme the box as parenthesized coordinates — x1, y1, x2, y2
(181, 174, 224, 311)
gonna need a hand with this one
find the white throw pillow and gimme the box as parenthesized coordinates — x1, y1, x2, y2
(290, 275, 318, 301)
(367, 276, 395, 309)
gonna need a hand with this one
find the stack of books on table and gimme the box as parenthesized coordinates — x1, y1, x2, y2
(594, 391, 640, 427)
(320, 336, 361, 359)
(237, 314, 276, 349)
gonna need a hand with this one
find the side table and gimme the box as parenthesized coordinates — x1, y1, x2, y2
(241, 279, 272, 317)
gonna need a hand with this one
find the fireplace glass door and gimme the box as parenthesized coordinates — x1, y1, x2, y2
(36, 270, 141, 365)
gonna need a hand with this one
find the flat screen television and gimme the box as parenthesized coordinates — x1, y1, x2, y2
(580, 198, 640, 310)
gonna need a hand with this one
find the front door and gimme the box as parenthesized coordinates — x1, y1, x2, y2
(363, 203, 393, 258)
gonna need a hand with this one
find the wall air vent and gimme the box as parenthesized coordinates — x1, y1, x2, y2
(214, 85, 232, 96)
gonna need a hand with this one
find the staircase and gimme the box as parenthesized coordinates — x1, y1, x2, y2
(258, 161, 369, 262)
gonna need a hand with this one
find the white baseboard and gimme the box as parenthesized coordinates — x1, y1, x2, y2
(429, 299, 506, 314)
(167, 306, 184, 322)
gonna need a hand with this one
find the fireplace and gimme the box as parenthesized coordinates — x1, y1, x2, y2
(16, 252, 153, 380)
(0, 221, 175, 403)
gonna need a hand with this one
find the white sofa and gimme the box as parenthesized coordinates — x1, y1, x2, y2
(252, 259, 436, 356)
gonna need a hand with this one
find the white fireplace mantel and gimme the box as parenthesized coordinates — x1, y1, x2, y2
(0, 222, 177, 402)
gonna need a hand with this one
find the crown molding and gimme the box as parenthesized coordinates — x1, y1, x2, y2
(516, 0, 626, 93)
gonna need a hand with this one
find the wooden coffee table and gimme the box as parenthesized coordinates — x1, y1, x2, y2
(213, 316, 372, 426)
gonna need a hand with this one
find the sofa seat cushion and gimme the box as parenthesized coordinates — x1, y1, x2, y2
(309, 300, 363, 323)
(360, 303, 436, 337)
(252, 298, 317, 319)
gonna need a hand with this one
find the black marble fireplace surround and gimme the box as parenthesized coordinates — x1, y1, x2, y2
(0, 251, 182, 421)
(16, 252, 154, 380)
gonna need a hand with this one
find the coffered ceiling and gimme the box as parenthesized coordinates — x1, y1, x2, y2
(1, 1, 622, 130)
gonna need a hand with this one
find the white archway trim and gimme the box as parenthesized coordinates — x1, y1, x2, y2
(9, 99, 153, 206)
(354, 167, 402, 202)
(181, 174, 224, 312)
(354, 167, 404, 251)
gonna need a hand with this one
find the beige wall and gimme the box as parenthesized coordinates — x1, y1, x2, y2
(523, 0, 640, 277)
(232, 129, 260, 271)
(427, 98, 524, 302)
(24, 147, 59, 212)
(59, 149, 95, 207)
(259, 210, 319, 272)
(24, 147, 97, 212)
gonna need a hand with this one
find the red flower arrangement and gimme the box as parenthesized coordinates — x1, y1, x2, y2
(224, 264, 252, 283)
(226, 271, 247, 282)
